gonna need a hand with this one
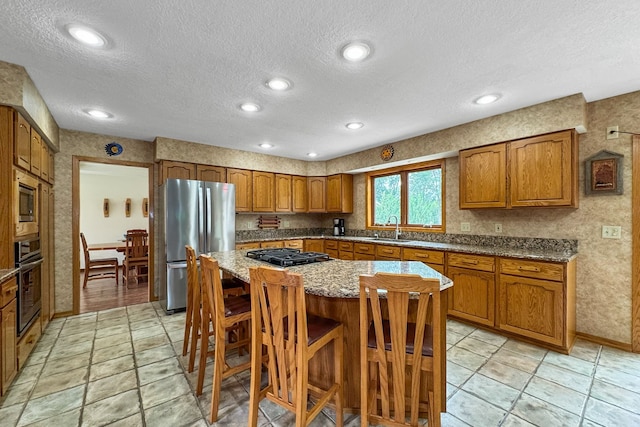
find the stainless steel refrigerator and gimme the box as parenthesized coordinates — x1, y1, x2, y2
(159, 178, 235, 313)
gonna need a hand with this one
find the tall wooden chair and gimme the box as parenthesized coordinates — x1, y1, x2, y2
(198, 254, 252, 423)
(359, 272, 442, 427)
(182, 246, 245, 373)
(247, 266, 344, 427)
(122, 229, 148, 287)
(80, 232, 119, 288)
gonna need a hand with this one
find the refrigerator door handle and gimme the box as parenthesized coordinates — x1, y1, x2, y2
(205, 187, 212, 253)
(167, 262, 188, 269)
(198, 186, 206, 253)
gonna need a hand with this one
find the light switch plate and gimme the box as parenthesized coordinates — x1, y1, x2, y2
(602, 225, 621, 239)
(461, 222, 471, 232)
(495, 223, 503, 233)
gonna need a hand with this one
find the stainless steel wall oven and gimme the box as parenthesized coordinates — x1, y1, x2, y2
(15, 237, 42, 336)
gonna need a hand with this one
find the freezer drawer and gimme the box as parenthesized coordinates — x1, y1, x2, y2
(161, 262, 188, 313)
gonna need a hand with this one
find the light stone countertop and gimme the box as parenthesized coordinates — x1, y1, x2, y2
(208, 250, 452, 299)
(0, 268, 18, 283)
(239, 235, 578, 263)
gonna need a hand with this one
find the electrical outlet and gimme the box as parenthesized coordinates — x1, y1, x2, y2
(607, 125, 619, 140)
(461, 222, 471, 232)
(246, 221, 253, 229)
(495, 223, 503, 233)
(602, 225, 621, 239)
(283, 221, 290, 228)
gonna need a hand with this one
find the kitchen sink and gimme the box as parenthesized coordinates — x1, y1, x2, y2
(363, 237, 414, 243)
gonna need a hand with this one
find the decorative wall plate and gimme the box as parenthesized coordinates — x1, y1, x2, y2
(380, 144, 394, 161)
(105, 142, 123, 156)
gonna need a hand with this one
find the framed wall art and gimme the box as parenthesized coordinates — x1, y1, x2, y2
(585, 150, 624, 195)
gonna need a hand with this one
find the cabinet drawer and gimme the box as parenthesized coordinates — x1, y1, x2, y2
(325, 240, 339, 250)
(326, 249, 339, 258)
(284, 240, 304, 249)
(376, 245, 401, 259)
(354, 243, 375, 255)
(339, 251, 354, 260)
(17, 320, 41, 370)
(403, 248, 444, 265)
(260, 241, 284, 249)
(338, 241, 353, 252)
(236, 242, 260, 250)
(1, 278, 17, 307)
(499, 259, 564, 282)
(447, 253, 495, 272)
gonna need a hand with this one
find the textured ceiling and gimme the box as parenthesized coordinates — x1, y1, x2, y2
(1, 0, 639, 161)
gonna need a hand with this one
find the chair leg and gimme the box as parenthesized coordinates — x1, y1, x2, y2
(188, 302, 201, 373)
(82, 269, 88, 288)
(182, 284, 194, 357)
(114, 263, 119, 286)
(196, 310, 210, 395)
(248, 330, 262, 427)
(295, 352, 309, 427)
(209, 328, 226, 423)
(334, 331, 344, 427)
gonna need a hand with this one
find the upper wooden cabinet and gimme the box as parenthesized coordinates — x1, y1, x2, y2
(161, 160, 196, 181)
(275, 174, 292, 212)
(252, 171, 275, 212)
(14, 113, 30, 171)
(292, 176, 308, 213)
(29, 130, 41, 178)
(459, 129, 578, 209)
(326, 174, 353, 213)
(227, 168, 252, 212)
(40, 143, 49, 182)
(509, 130, 577, 207)
(196, 164, 226, 182)
(307, 177, 326, 213)
(48, 149, 55, 184)
(459, 143, 507, 208)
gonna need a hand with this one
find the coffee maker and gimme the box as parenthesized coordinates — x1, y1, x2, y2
(333, 218, 345, 236)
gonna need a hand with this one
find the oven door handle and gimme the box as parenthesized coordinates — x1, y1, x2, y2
(19, 258, 43, 270)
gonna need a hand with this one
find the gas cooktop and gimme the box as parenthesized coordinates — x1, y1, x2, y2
(245, 248, 332, 267)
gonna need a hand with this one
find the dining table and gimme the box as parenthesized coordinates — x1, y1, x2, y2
(87, 241, 126, 252)
(207, 249, 453, 414)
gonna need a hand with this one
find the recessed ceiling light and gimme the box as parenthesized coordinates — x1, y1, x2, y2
(259, 143, 273, 149)
(240, 102, 261, 112)
(266, 78, 291, 91)
(307, 152, 318, 158)
(66, 24, 107, 47)
(346, 122, 364, 130)
(474, 94, 500, 105)
(85, 109, 112, 119)
(341, 42, 371, 62)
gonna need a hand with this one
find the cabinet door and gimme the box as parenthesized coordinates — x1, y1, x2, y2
(459, 143, 506, 208)
(1, 298, 17, 394)
(252, 171, 275, 212)
(48, 149, 55, 184)
(498, 274, 563, 346)
(307, 177, 326, 212)
(196, 165, 226, 182)
(275, 174, 292, 212)
(326, 174, 353, 213)
(14, 113, 30, 171)
(304, 239, 324, 253)
(39, 184, 50, 327)
(227, 168, 252, 212)
(446, 266, 495, 327)
(161, 160, 196, 182)
(292, 176, 308, 212)
(509, 130, 577, 207)
(40, 143, 49, 182)
(30, 130, 42, 177)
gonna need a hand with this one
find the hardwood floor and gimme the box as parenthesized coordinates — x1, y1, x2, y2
(79, 268, 148, 314)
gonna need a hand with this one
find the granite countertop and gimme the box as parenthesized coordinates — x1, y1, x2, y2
(208, 250, 452, 299)
(237, 235, 578, 263)
(0, 268, 18, 283)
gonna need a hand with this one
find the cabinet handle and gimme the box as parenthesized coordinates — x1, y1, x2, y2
(461, 259, 479, 265)
(518, 266, 541, 272)
(382, 249, 393, 254)
(416, 254, 430, 259)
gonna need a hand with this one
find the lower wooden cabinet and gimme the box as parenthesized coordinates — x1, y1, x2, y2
(304, 239, 324, 253)
(446, 266, 496, 328)
(403, 247, 444, 274)
(260, 241, 284, 249)
(1, 277, 18, 396)
(375, 244, 401, 260)
(283, 239, 303, 249)
(236, 242, 261, 250)
(17, 320, 41, 370)
(354, 242, 375, 260)
(324, 240, 339, 258)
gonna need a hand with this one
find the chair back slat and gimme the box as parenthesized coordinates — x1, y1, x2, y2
(125, 229, 148, 259)
(360, 272, 442, 426)
(80, 232, 91, 264)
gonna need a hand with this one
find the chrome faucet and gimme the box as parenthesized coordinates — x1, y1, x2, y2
(387, 215, 401, 239)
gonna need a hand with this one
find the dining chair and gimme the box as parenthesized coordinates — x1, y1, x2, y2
(198, 254, 252, 423)
(122, 229, 148, 287)
(247, 265, 344, 427)
(359, 272, 442, 427)
(182, 246, 246, 373)
(80, 232, 119, 288)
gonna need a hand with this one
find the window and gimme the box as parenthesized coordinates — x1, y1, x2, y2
(366, 160, 445, 233)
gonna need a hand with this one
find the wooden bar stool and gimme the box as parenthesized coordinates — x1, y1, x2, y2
(359, 272, 443, 427)
(182, 246, 246, 373)
(197, 254, 252, 423)
(247, 265, 344, 427)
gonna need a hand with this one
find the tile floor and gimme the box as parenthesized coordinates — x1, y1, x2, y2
(1, 302, 640, 426)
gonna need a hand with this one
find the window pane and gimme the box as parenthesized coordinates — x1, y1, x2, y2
(373, 174, 401, 224)
(407, 168, 442, 226)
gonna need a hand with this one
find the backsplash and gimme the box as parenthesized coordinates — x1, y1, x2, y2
(237, 228, 578, 253)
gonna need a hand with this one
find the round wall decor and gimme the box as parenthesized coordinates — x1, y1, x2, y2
(105, 142, 123, 156)
(380, 144, 394, 161)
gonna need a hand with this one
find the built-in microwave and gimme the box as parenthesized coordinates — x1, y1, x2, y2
(14, 169, 39, 237)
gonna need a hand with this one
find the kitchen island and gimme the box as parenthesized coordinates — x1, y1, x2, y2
(208, 249, 452, 414)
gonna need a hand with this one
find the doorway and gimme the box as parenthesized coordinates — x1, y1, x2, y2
(72, 156, 154, 314)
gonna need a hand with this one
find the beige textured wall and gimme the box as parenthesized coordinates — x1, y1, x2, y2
(0, 61, 59, 149)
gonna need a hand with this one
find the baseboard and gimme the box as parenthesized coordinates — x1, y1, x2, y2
(575, 331, 634, 353)
(52, 310, 74, 319)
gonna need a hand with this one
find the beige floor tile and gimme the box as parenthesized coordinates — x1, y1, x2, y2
(93, 331, 131, 350)
(81, 389, 141, 426)
(594, 365, 640, 394)
(134, 343, 176, 367)
(132, 333, 170, 353)
(511, 394, 581, 427)
(446, 346, 488, 371)
(523, 376, 586, 415)
(18, 384, 85, 426)
(583, 396, 640, 426)
(89, 354, 135, 382)
(589, 379, 640, 414)
(543, 352, 595, 377)
(92, 341, 133, 364)
(31, 366, 88, 399)
(447, 389, 507, 426)
(144, 393, 203, 427)
(478, 360, 532, 390)
(490, 348, 541, 373)
(462, 373, 520, 410)
(41, 351, 91, 376)
(85, 369, 138, 404)
(446, 361, 474, 387)
(502, 339, 548, 360)
(137, 357, 183, 386)
(534, 362, 592, 394)
(20, 408, 81, 427)
(456, 336, 499, 358)
(140, 373, 191, 409)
